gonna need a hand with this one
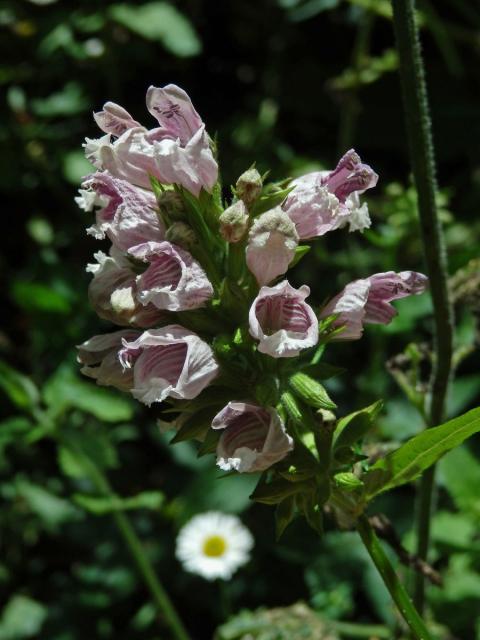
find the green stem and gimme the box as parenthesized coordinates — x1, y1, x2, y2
(391, 0, 454, 612)
(328, 619, 390, 639)
(357, 515, 433, 640)
(72, 446, 190, 640)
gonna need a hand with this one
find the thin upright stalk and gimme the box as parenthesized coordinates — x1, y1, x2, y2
(72, 445, 191, 640)
(391, 0, 454, 612)
(357, 516, 433, 640)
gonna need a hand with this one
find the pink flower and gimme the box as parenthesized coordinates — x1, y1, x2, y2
(76, 172, 164, 251)
(146, 84, 203, 146)
(84, 84, 218, 197)
(320, 271, 429, 340)
(118, 325, 219, 406)
(87, 250, 165, 328)
(129, 241, 214, 311)
(212, 402, 294, 473)
(77, 330, 139, 391)
(283, 149, 378, 239)
(94, 102, 142, 136)
(249, 280, 318, 357)
(246, 207, 298, 286)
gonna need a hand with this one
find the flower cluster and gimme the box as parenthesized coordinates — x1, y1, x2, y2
(76, 84, 428, 531)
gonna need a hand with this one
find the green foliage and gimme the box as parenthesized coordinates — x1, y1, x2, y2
(108, 3, 202, 57)
(0, 596, 47, 640)
(364, 408, 480, 499)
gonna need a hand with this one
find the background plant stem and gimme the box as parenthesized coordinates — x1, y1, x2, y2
(391, 0, 454, 613)
(71, 445, 191, 640)
(357, 516, 433, 640)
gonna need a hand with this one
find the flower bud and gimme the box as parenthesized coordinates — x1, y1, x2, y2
(236, 167, 262, 207)
(219, 201, 249, 243)
(157, 190, 187, 221)
(165, 222, 197, 250)
(246, 207, 298, 285)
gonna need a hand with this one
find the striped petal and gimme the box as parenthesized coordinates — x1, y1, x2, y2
(212, 402, 293, 473)
(118, 325, 219, 406)
(320, 271, 428, 340)
(249, 280, 318, 358)
(130, 241, 213, 311)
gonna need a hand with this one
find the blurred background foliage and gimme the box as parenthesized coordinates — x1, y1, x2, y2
(1, 0, 480, 638)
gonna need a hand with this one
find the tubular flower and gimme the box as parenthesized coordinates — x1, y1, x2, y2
(249, 280, 318, 357)
(84, 84, 218, 196)
(87, 250, 165, 328)
(77, 330, 139, 391)
(320, 271, 429, 340)
(118, 325, 219, 406)
(212, 402, 294, 473)
(283, 149, 378, 239)
(76, 172, 164, 251)
(246, 207, 299, 286)
(129, 241, 214, 311)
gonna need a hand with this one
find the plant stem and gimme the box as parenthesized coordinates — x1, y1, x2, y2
(391, 0, 454, 612)
(357, 515, 433, 640)
(72, 446, 191, 640)
(328, 619, 390, 639)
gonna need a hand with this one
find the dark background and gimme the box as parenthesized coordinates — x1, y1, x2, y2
(1, 1, 480, 638)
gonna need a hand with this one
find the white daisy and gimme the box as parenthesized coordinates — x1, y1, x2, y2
(175, 511, 254, 581)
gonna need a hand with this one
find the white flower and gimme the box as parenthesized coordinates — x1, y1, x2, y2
(176, 512, 253, 581)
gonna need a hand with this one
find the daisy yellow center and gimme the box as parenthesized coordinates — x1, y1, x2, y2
(203, 535, 227, 557)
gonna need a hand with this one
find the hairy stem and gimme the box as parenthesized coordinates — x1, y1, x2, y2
(357, 515, 433, 640)
(391, 0, 454, 612)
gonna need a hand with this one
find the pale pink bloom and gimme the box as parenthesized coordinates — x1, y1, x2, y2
(246, 207, 298, 286)
(320, 271, 429, 340)
(77, 329, 139, 391)
(212, 402, 293, 473)
(94, 102, 142, 136)
(119, 325, 219, 406)
(249, 280, 318, 357)
(87, 250, 165, 328)
(84, 84, 218, 196)
(146, 84, 203, 146)
(129, 241, 213, 311)
(76, 172, 164, 251)
(283, 149, 378, 239)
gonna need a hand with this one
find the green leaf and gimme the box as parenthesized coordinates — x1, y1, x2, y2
(250, 477, 308, 505)
(15, 480, 80, 529)
(109, 2, 202, 57)
(0, 361, 40, 411)
(288, 372, 337, 410)
(73, 490, 164, 514)
(0, 595, 47, 639)
(43, 362, 134, 422)
(275, 495, 296, 539)
(332, 401, 383, 452)
(301, 361, 345, 380)
(11, 281, 72, 314)
(364, 407, 480, 499)
(438, 445, 480, 517)
(170, 408, 214, 444)
(289, 244, 311, 268)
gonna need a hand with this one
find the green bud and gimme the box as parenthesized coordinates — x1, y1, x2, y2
(289, 372, 337, 411)
(334, 472, 364, 492)
(236, 167, 263, 207)
(157, 190, 186, 221)
(165, 222, 197, 250)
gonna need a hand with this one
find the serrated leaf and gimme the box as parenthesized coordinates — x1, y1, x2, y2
(332, 400, 383, 452)
(364, 407, 480, 499)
